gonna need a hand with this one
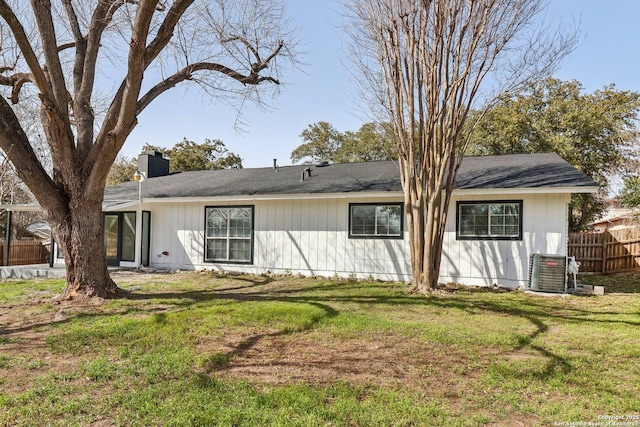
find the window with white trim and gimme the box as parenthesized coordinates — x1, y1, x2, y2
(457, 201, 522, 240)
(349, 203, 403, 239)
(205, 206, 254, 263)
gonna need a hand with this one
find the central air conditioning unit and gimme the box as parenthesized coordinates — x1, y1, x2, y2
(528, 254, 567, 293)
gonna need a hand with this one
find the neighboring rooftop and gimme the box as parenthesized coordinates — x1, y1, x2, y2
(590, 198, 640, 231)
(104, 153, 598, 200)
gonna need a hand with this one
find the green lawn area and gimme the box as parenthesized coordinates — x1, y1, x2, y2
(1, 271, 639, 426)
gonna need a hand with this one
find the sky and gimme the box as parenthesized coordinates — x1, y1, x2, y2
(122, 0, 640, 169)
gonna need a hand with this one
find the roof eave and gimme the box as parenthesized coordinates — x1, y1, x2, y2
(452, 186, 599, 196)
(103, 200, 140, 211)
(135, 190, 405, 203)
(107, 185, 600, 204)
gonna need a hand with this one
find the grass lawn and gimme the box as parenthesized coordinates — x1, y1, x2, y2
(1, 271, 639, 426)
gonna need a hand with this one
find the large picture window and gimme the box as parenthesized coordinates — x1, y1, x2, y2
(205, 206, 254, 263)
(349, 203, 403, 239)
(457, 200, 522, 240)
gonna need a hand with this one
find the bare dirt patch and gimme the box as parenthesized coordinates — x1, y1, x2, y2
(199, 332, 443, 387)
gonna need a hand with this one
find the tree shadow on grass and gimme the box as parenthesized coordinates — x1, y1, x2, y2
(121, 283, 595, 380)
(3, 277, 638, 382)
(204, 273, 275, 292)
(197, 298, 340, 375)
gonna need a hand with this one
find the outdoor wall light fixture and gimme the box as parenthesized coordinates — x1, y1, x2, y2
(133, 171, 145, 201)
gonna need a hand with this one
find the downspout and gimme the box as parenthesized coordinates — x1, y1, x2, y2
(135, 200, 143, 268)
(133, 171, 146, 269)
(4, 209, 11, 266)
(49, 232, 55, 268)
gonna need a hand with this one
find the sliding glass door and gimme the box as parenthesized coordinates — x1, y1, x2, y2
(103, 212, 143, 266)
(104, 213, 121, 266)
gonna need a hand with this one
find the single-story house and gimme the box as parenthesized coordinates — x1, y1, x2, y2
(590, 198, 639, 231)
(87, 151, 597, 288)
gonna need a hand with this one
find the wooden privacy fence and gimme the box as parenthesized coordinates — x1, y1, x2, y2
(0, 240, 50, 266)
(568, 227, 640, 273)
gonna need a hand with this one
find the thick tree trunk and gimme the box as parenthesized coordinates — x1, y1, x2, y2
(404, 169, 447, 294)
(404, 181, 436, 293)
(425, 189, 447, 292)
(47, 195, 118, 300)
(421, 198, 439, 293)
(407, 205, 425, 291)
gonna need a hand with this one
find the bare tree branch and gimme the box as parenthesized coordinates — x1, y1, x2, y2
(0, 72, 34, 104)
(31, 0, 69, 114)
(137, 59, 281, 114)
(257, 38, 284, 71)
(221, 35, 261, 62)
(0, 56, 19, 74)
(112, 0, 159, 142)
(89, 0, 189, 163)
(124, 0, 166, 11)
(70, 1, 138, 155)
(57, 42, 76, 52)
(0, 95, 61, 211)
(9, 73, 32, 104)
(143, 0, 195, 67)
(62, 0, 83, 43)
(0, 0, 49, 95)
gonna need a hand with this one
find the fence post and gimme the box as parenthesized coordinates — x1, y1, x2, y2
(602, 232, 610, 274)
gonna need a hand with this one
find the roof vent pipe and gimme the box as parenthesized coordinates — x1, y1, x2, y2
(273, 159, 277, 169)
(300, 171, 305, 182)
(305, 167, 312, 178)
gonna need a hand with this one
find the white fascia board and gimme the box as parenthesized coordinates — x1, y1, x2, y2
(139, 191, 405, 204)
(0, 204, 42, 212)
(102, 200, 140, 211)
(1, 201, 143, 212)
(451, 186, 599, 196)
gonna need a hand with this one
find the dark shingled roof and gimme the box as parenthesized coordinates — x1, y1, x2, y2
(104, 153, 597, 201)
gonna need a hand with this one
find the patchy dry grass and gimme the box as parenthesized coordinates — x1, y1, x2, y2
(1, 270, 639, 426)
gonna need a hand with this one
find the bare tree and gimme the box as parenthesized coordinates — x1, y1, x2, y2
(0, 155, 43, 240)
(346, 0, 576, 293)
(0, 0, 297, 299)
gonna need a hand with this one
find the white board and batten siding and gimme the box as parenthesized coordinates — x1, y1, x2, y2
(141, 191, 570, 288)
(145, 196, 412, 281)
(441, 192, 570, 288)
